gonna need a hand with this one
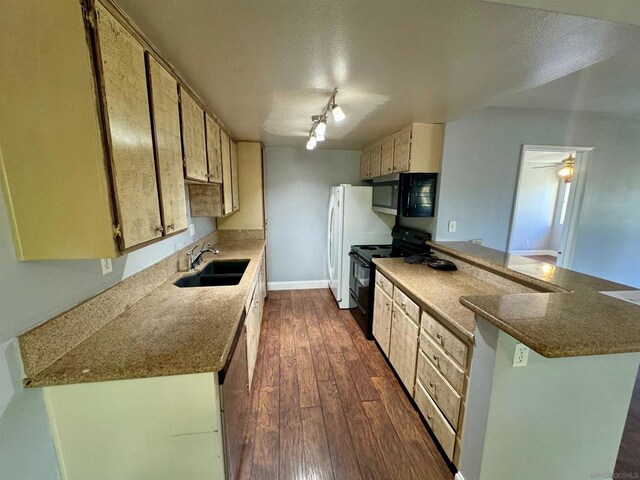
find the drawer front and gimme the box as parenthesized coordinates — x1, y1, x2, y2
(389, 305, 419, 393)
(417, 350, 461, 427)
(375, 271, 394, 298)
(422, 311, 468, 367)
(393, 287, 420, 324)
(414, 380, 455, 460)
(420, 330, 465, 394)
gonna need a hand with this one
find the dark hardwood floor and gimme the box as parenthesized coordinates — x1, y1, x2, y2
(239, 288, 455, 480)
(615, 366, 640, 476)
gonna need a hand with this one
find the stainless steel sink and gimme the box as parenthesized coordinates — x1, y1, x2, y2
(173, 260, 250, 288)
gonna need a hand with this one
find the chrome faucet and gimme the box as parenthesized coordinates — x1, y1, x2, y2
(187, 242, 220, 271)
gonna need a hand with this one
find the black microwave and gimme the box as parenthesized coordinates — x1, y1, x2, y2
(372, 173, 437, 217)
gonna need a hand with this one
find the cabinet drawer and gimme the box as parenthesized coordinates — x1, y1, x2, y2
(393, 288, 419, 325)
(421, 311, 468, 367)
(417, 350, 461, 427)
(374, 271, 394, 298)
(420, 330, 465, 394)
(414, 380, 455, 460)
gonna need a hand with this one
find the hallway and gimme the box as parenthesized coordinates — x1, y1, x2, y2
(239, 289, 455, 480)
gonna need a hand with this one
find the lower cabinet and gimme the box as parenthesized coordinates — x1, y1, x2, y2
(372, 268, 472, 466)
(372, 284, 393, 355)
(246, 256, 266, 388)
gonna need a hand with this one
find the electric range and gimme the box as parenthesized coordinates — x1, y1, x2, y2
(348, 226, 431, 338)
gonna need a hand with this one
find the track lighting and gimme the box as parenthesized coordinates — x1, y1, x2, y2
(305, 88, 345, 148)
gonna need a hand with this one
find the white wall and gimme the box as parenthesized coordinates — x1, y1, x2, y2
(436, 107, 640, 287)
(510, 162, 562, 252)
(264, 147, 361, 284)
(0, 189, 216, 480)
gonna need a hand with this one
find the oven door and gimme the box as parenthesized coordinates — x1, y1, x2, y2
(372, 174, 399, 216)
(349, 252, 373, 338)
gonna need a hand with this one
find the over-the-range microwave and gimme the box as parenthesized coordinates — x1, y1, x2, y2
(372, 173, 437, 217)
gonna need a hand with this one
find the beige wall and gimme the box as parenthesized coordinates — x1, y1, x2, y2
(218, 142, 264, 231)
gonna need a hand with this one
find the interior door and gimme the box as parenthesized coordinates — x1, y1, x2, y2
(95, 3, 162, 249)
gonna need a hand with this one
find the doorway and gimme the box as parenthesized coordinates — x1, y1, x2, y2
(507, 145, 592, 269)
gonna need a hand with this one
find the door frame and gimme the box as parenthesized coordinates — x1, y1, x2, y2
(507, 144, 593, 269)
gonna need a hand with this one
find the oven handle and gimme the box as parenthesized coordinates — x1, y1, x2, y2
(348, 251, 370, 268)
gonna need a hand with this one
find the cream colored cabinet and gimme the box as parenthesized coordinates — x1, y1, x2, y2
(205, 114, 223, 184)
(246, 256, 266, 388)
(220, 130, 233, 215)
(389, 304, 419, 393)
(360, 150, 370, 180)
(380, 138, 394, 175)
(146, 54, 188, 235)
(230, 139, 240, 212)
(373, 285, 393, 356)
(180, 87, 208, 182)
(96, 3, 163, 249)
(361, 123, 445, 180)
(369, 145, 382, 178)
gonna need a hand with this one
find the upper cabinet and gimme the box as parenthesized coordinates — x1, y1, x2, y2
(95, 3, 162, 249)
(221, 130, 234, 215)
(146, 54, 188, 235)
(180, 87, 208, 182)
(360, 123, 445, 180)
(230, 139, 239, 212)
(205, 114, 223, 184)
(0, 0, 238, 260)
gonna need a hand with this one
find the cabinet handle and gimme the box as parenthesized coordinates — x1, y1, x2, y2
(427, 414, 433, 421)
(433, 354, 439, 363)
(436, 332, 442, 341)
(167, 224, 174, 231)
(156, 226, 164, 233)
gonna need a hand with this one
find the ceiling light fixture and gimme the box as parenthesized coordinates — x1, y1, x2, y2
(306, 88, 345, 148)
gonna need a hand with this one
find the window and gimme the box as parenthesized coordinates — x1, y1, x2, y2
(559, 183, 571, 226)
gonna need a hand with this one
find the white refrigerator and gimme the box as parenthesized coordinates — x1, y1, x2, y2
(328, 185, 392, 309)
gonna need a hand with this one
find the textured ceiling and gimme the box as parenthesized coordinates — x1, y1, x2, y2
(114, 0, 640, 149)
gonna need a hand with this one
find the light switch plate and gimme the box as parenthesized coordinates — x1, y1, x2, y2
(448, 221, 457, 233)
(100, 258, 113, 276)
(189, 224, 195, 236)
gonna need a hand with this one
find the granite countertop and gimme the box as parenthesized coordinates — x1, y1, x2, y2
(373, 258, 510, 344)
(25, 239, 265, 387)
(431, 241, 640, 358)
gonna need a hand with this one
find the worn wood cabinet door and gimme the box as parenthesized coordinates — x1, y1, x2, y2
(360, 150, 370, 180)
(381, 138, 394, 175)
(369, 145, 382, 178)
(205, 115, 223, 183)
(179, 87, 207, 182)
(389, 304, 419, 393)
(373, 285, 393, 356)
(220, 130, 233, 215)
(146, 54, 187, 235)
(393, 129, 411, 173)
(230, 139, 239, 211)
(96, 3, 162, 249)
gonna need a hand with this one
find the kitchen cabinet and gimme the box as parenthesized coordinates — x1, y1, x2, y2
(221, 130, 234, 215)
(246, 257, 266, 388)
(96, 2, 163, 249)
(380, 138, 394, 175)
(360, 150, 371, 180)
(188, 184, 223, 218)
(205, 114, 223, 183)
(0, 0, 237, 259)
(389, 303, 419, 393)
(369, 145, 382, 178)
(360, 123, 445, 180)
(230, 139, 240, 212)
(146, 54, 188, 235)
(180, 87, 208, 182)
(373, 284, 393, 356)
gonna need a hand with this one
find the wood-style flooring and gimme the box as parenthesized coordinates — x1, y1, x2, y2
(239, 288, 455, 480)
(616, 367, 640, 476)
(523, 254, 557, 265)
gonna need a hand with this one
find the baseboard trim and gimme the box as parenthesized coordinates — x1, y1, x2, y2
(510, 249, 558, 257)
(268, 280, 328, 291)
(454, 472, 465, 480)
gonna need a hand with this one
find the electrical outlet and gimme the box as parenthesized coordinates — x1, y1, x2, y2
(174, 242, 184, 252)
(100, 258, 113, 276)
(472, 239, 483, 245)
(513, 343, 530, 367)
(189, 224, 195, 236)
(525, 239, 530, 247)
(448, 221, 457, 233)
